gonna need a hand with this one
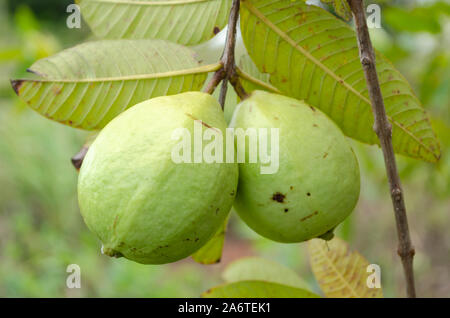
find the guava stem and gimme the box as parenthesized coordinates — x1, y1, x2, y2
(202, 0, 248, 106)
(318, 228, 335, 241)
(348, 0, 416, 298)
(102, 246, 124, 259)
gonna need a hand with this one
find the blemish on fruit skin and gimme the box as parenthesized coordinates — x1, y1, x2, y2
(323, 152, 328, 158)
(185, 113, 218, 131)
(309, 106, 316, 112)
(290, 186, 294, 190)
(272, 192, 286, 203)
(300, 211, 319, 222)
(213, 26, 220, 34)
(113, 215, 119, 233)
(307, 192, 311, 196)
(215, 208, 219, 215)
(284, 208, 289, 213)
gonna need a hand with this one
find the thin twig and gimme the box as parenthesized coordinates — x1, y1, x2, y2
(230, 70, 249, 100)
(347, 0, 416, 298)
(71, 146, 88, 171)
(202, 0, 247, 107)
(203, 67, 225, 94)
(219, 0, 241, 108)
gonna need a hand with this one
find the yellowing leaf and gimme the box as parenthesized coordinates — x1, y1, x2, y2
(77, 0, 232, 45)
(202, 280, 320, 298)
(308, 237, 383, 298)
(192, 216, 228, 265)
(321, 0, 352, 21)
(223, 256, 310, 290)
(240, 0, 440, 162)
(11, 40, 217, 130)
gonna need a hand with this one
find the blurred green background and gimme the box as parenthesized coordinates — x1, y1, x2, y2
(0, 0, 448, 297)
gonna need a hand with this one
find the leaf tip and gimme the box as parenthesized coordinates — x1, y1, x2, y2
(26, 68, 46, 77)
(200, 288, 213, 298)
(10, 79, 24, 95)
(192, 256, 221, 265)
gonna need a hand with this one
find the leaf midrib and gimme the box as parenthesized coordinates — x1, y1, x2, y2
(242, 0, 438, 160)
(18, 63, 221, 84)
(314, 242, 360, 298)
(236, 67, 281, 93)
(78, 0, 212, 6)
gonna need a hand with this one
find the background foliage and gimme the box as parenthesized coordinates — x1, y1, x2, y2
(0, 0, 449, 297)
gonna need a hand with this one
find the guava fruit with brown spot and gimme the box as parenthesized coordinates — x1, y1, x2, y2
(78, 92, 238, 264)
(229, 90, 360, 243)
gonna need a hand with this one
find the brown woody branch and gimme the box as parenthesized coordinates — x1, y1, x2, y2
(347, 0, 416, 298)
(203, 0, 247, 107)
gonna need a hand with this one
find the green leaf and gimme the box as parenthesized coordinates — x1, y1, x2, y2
(240, 0, 440, 162)
(321, 0, 352, 21)
(308, 237, 383, 298)
(191, 216, 228, 265)
(384, 4, 449, 34)
(76, 0, 232, 45)
(202, 280, 320, 298)
(419, 53, 450, 108)
(11, 40, 217, 130)
(223, 257, 309, 290)
(237, 54, 280, 94)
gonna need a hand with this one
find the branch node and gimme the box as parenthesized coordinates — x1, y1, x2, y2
(202, 1, 247, 106)
(391, 187, 402, 197)
(397, 247, 415, 258)
(361, 56, 372, 66)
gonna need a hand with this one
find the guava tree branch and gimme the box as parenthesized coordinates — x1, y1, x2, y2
(203, 0, 248, 107)
(347, 0, 416, 298)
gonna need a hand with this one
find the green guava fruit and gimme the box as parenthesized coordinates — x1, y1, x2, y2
(229, 90, 360, 243)
(78, 92, 238, 264)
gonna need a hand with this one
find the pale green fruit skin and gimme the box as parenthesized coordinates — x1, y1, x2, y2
(78, 92, 238, 264)
(230, 91, 360, 243)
